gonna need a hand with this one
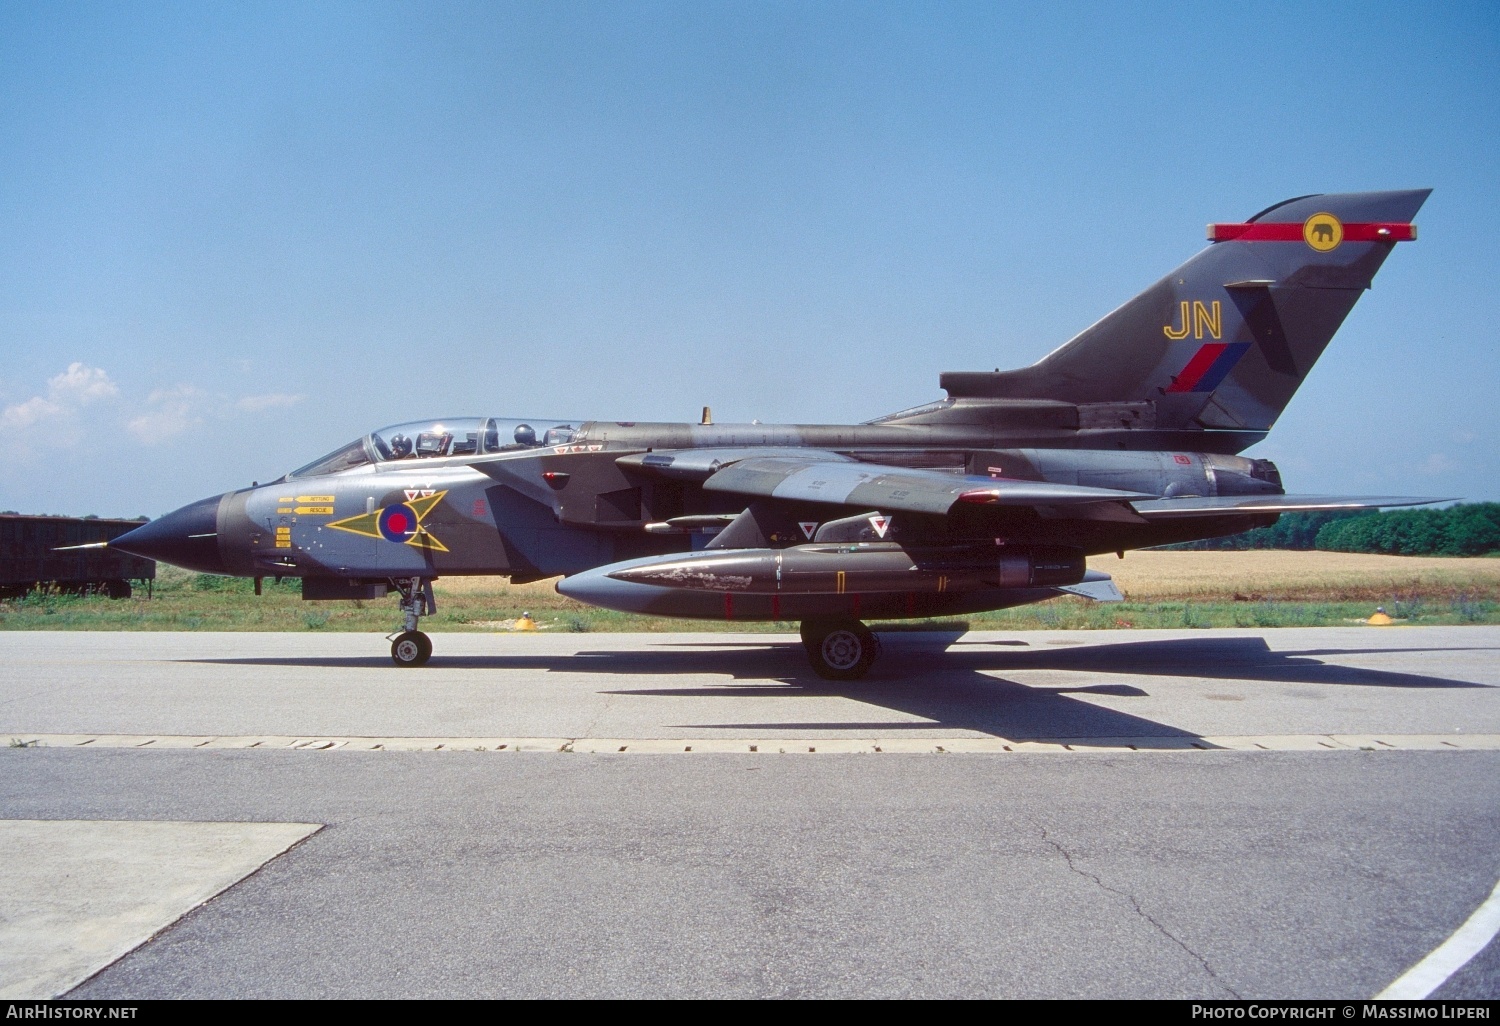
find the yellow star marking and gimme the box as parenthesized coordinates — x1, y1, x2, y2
(324, 510, 380, 539)
(326, 490, 450, 553)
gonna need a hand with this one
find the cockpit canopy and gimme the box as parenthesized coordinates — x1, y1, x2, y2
(288, 417, 579, 478)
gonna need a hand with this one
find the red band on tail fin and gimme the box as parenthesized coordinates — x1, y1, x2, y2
(1208, 222, 1416, 242)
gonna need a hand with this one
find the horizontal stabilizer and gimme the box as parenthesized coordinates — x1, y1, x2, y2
(1130, 495, 1449, 519)
(1056, 570, 1124, 603)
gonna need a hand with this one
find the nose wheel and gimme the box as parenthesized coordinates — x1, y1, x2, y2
(391, 630, 432, 667)
(800, 618, 880, 680)
(388, 576, 437, 667)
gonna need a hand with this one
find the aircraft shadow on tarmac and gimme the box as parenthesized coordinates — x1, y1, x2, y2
(619, 635, 1494, 743)
(191, 634, 1495, 747)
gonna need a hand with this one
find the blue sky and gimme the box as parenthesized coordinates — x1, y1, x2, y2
(1, 1, 1496, 516)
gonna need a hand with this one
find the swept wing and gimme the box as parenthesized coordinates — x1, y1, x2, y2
(621, 450, 1155, 515)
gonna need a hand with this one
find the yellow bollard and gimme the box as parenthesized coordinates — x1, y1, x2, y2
(1367, 606, 1394, 626)
(513, 611, 537, 632)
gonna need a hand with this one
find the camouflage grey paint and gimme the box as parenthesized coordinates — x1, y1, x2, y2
(217, 448, 690, 583)
(112, 190, 1438, 625)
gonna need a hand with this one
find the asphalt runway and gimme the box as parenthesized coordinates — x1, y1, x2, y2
(2, 627, 1498, 999)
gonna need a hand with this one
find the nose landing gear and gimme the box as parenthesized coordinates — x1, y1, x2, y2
(389, 577, 437, 667)
(799, 618, 880, 680)
(390, 630, 432, 667)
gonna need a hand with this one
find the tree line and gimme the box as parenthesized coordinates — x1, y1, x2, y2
(1163, 504, 1500, 556)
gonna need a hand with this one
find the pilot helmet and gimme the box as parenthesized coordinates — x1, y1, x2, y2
(389, 433, 413, 458)
(513, 423, 536, 446)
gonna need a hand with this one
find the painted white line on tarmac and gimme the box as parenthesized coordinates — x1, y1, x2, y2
(7, 733, 1500, 754)
(1376, 876, 1500, 999)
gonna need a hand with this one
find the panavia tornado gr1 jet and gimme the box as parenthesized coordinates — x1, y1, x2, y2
(113, 189, 1436, 678)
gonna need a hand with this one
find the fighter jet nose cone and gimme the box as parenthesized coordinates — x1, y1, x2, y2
(112, 493, 227, 573)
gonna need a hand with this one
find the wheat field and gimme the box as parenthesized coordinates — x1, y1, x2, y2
(1088, 550, 1500, 601)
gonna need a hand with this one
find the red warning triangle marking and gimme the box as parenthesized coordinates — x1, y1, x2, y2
(799, 522, 818, 540)
(868, 515, 891, 538)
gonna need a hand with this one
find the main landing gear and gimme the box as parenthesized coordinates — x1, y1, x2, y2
(799, 618, 881, 681)
(389, 577, 437, 667)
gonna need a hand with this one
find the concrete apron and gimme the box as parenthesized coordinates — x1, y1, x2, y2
(0, 820, 320, 999)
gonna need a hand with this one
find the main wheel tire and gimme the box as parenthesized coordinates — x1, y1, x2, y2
(802, 619, 878, 680)
(391, 630, 432, 667)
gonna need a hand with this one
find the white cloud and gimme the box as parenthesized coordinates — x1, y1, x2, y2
(48, 362, 118, 403)
(0, 362, 118, 440)
(0, 395, 63, 431)
(0, 364, 309, 457)
(236, 392, 304, 413)
(126, 386, 307, 445)
(1419, 452, 1458, 476)
(127, 385, 208, 443)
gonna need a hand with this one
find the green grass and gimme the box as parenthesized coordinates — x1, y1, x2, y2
(2, 564, 1497, 632)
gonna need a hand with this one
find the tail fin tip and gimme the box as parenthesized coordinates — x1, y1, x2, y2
(941, 189, 1432, 433)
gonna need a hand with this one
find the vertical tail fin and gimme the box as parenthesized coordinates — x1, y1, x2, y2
(940, 189, 1430, 433)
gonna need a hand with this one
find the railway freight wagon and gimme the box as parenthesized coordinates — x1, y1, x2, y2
(0, 515, 156, 599)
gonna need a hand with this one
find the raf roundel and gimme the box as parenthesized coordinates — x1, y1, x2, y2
(378, 503, 420, 543)
(325, 490, 450, 552)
